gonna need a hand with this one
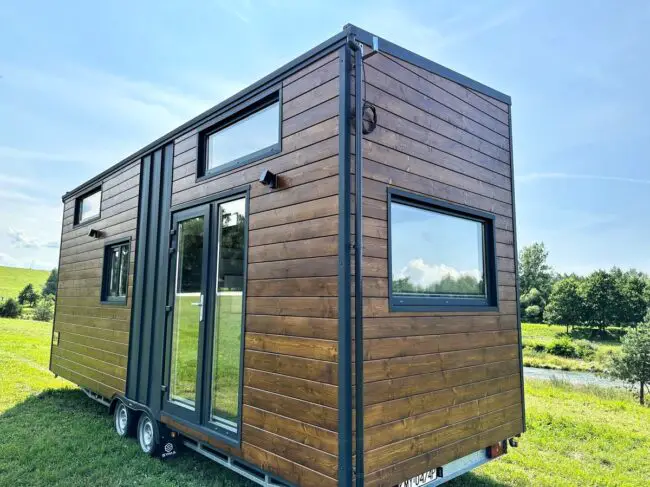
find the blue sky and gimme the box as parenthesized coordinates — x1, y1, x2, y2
(0, 0, 648, 273)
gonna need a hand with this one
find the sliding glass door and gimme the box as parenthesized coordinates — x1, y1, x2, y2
(164, 196, 246, 439)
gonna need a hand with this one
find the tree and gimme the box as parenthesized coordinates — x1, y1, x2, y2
(0, 298, 22, 318)
(17, 283, 39, 307)
(613, 268, 648, 326)
(520, 287, 545, 323)
(606, 319, 650, 405)
(581, 270, 622, 331)
(519, 242, 554, 304)
(42, 269, 58, 297)
(544, 276, 584, 333)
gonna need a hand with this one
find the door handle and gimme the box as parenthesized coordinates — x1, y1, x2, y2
(190, 294, 204, 321)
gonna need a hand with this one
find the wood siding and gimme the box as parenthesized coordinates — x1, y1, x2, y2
(166, 50, 341, 487)
(355, 52, 523, 487)
(52, 161, 140, 399)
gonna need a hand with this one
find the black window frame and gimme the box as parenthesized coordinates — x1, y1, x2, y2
(101, 237, 131, 305)
(73, 186, 102, 226)
(387, 188, 499, 312)
(196, 89, 282, 182)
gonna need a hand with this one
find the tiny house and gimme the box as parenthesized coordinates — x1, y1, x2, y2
(50, 24, 524, 487)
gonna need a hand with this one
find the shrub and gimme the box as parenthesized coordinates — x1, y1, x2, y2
(523, 339, 547, 353)
(574, 339, 597, 359)
(546, 337, 578, 358)
(523, 305, 543, 323)
(33, 297, 54, 322)
(0, 298, 22, 318)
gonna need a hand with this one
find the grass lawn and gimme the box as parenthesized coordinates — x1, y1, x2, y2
(522, 323, 621, 372)
(2, 317, 649, 486)
(0, 265, 49, 302)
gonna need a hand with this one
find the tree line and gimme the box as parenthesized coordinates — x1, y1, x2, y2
(519, 243, 649, 332)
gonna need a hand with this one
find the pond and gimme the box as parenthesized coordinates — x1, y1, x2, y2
(523, 366, 628, 388)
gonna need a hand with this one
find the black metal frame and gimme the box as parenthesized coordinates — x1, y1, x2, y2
(161, 188, 249, 447)
(100, 236, 132, 305)
(387, 188, 499, 312)
(196, 89, 283, 182)
(162, 204, 211, 425)
(73, 186, 102, 227)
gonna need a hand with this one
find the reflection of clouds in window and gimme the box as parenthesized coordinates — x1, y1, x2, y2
(207, 102, 279, 170)
(391, 200, 486, 298)
(395, 258, 481, 288)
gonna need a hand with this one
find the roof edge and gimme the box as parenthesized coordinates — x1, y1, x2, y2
(63, 23, 511, 201)
(345, 24, 511, 105)
(62, 28, 350, 201)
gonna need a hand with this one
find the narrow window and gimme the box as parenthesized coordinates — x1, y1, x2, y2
(102, 241, 130, 304)
(389, 190, 497, 311)
(75, 188, 102, 224)
(210, 197, 246, 435)
(200, 94, 281, 178)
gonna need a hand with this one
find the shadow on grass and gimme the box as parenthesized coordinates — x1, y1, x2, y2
(444, 471, 512, 487)
(0, 389, 253, 487)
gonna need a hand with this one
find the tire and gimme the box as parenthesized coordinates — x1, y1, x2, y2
(137, 413, 159, 456)
(113, 401, 136, 437)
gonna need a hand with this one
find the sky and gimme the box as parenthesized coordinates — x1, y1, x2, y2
(0, 0, 648, 274)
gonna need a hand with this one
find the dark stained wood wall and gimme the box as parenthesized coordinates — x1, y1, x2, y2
(355, 52, 523, 487)
(162, 50, 341, 487)
(51, 161, 140, 399)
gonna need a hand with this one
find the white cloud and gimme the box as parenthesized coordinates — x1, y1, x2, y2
(396, 258, 481, 288)
(8, 228, 58, 249)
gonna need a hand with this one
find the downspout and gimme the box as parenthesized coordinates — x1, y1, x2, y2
(349, 38, 365, 487)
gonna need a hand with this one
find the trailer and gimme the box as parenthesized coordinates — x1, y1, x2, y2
(50, 23, 524, 487)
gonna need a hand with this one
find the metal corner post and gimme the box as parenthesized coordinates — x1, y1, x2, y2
(352, 39, 365, 487)
(337, 40, 354, 487)
(508, 108, 526, 432)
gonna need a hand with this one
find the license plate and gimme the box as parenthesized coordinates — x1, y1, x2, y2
(398, 469, 437, 487)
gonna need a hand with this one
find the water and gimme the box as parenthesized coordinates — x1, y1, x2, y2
(523, 366, 628, 388)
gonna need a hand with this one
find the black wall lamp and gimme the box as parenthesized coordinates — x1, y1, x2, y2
(87, 228, 102, 239)
(259, 169, 278, 189)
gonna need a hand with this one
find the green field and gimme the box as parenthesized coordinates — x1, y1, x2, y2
(0, 265, 50, 301)
(169, 293, 242, 421)
(522, 323, 621, 372)
(2, 317, 649, 486)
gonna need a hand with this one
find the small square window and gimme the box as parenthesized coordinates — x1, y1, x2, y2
(199, 94, 281, 179)
(388, 190, 498, 311)
(75, 188, 102, 225)
(102, 241, 130, 304)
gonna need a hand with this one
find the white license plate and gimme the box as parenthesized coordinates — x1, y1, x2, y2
(398, 469, 437, 487)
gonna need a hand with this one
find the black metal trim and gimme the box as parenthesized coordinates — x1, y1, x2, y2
(73, 186, 102, 227)
(351, 38, 365, 487)
(126, 154, 151, 400)
(386, 188, 499, 312)
(196, 90, 282, 182)
(508, 109, 526, 432)
(337, 42, 353, 487)
(345, 24, 511, 105)
(99, 237, 132, 305)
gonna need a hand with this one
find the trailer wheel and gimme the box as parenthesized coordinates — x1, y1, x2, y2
(113, 401, 136, 437)
(137, 413, 159, 456)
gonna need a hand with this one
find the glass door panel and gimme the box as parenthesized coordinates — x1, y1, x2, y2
(169, 214, 206, 410)
(210, 198, 246, 432)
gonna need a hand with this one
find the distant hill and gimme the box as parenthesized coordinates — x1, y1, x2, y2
(0, 266, 50, 301)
